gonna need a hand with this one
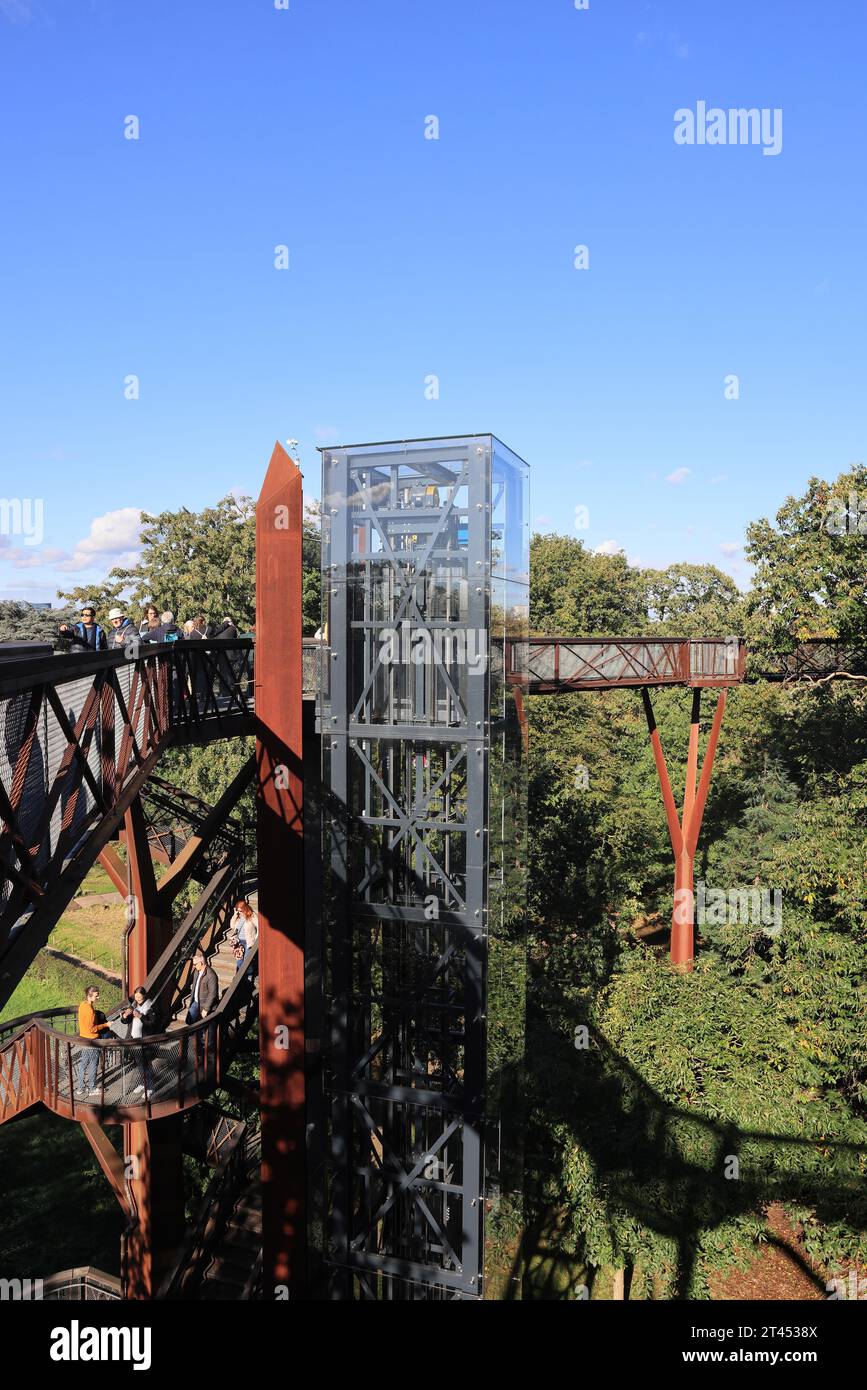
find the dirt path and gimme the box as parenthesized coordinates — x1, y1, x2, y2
(709, 1204, 833, 1300)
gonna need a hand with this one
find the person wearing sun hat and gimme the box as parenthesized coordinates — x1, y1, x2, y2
(59, 602, 108, 652)
(107, 606, 136, 649)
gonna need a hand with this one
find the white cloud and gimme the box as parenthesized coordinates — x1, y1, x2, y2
(708, 473, 728, 486)
(719, 541, 742, 557)
(594, 539, 624, 556)
(67, 507, 144, 571)
(666, 467, 690, 485)
(0, 0, 34, 23)
(7, 547, 68, 569)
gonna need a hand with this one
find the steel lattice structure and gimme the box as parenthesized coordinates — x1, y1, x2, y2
(0, 641, 254, 1010)
(317, 436, 529, 1299)
(510, 635, 746, 692)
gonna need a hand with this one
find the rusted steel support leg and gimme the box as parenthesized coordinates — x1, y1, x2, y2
(641, 687, 728, 973)
(98, 843, 127, 899)
(640, 688, 682, 860)
(513, 685, 529, 755)
(641, 688, 695, 969)
(121, 793, 183, 1298)
(123, 1115, 185, 1299)
(256, 441, 306, 1298)
(682, 689, 701, 836)
(671, 689, 702, 970)
(80, 1120, 135, 1220)
(685, 689, 727, 862)
(125, 795, 174, 985)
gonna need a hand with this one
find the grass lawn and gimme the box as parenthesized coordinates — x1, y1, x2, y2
(79, 861, 122, 896)
(0, 952, 122, 1026)
(0, 1111, 123, 1280)
(49, 904, 126, 975)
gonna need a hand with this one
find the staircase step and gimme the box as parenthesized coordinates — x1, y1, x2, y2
(219, 1228, 261, 1262)
(199, 1277, 246, 1300)
(229, 1206, 262, 1234)
(204, 1252, 255, 1282)
(236, 1187, 262, 1211)
(223, 1221, 262, 1250)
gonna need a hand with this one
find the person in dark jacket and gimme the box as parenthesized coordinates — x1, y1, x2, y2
(212, 616, 239, 641)
(107, 606, 137, 649)
(185, 951, 218, 1022)
(182, 617, 213, 706)
(186, 951, 219, 1072)
(141, 610, 180, 644)
(59, 603, 108, 652)
(211, 615, 240, 692)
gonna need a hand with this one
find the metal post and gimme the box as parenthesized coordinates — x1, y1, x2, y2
(642, 686, 728, 971)
(121, 793, 184, 1298)
(255, 441, 306, 1298)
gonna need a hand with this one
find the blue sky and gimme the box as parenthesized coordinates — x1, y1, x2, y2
(1, 0, 865, 604)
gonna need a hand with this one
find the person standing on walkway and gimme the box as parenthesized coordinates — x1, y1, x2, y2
(138, 604, 160, 638)
(107, 607, 136, 650)
(185, 951, 218, 1024)
(77, 985, 111, 1096)
(123, 986, 159, 1098)
(186, 951, 219, 1076)
(59, 603, 108, 652)
(229, 899, 259, 967)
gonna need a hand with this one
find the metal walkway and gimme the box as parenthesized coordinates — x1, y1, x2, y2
(0, 640, 254, 1008)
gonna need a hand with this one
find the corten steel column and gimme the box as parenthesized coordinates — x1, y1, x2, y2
(256, 441, 306, 1298)
(641, 687, 728, 971)
(105, 796, 184, 1299)
(672, 690, 702, 969)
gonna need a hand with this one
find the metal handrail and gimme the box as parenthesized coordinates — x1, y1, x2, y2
(156, 1118, 255, 1299)
(138, 856, 245, 1022)
(41, 1267, 122, 1301)
(0, 944, 258, 1123)
(0, 1006, 78, 1043)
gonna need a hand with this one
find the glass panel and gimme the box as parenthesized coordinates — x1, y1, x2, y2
(318, 436, 529, 1299)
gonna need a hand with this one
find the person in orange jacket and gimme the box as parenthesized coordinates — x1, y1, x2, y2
(77, 985, 111, 1095)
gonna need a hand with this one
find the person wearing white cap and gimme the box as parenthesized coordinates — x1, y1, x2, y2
(107, 606, 136, 648)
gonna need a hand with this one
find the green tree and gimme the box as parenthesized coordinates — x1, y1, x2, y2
(58, 495, 322, 636)
(59, 495, 257, 629)
(530, 534, 646, 635)
(0, 600, 77, 645)
(745, 464, 867, 649)
(642, 563, 745, 637)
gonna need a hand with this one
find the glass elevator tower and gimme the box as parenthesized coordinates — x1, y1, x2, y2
(317, 436, 529, 1298)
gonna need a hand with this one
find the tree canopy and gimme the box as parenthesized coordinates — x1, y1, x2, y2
(56, 495, 322, 636)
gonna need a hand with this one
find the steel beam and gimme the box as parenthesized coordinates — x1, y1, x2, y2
(642, 686, 728, 970)
(122, 788, 184, 1299)
(255, 441, 306, 1298)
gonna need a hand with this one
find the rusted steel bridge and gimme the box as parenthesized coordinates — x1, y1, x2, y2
(0, 435, 858, 1302)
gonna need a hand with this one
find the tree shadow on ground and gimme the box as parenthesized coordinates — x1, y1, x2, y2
(511, 1013, 864, 1300)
